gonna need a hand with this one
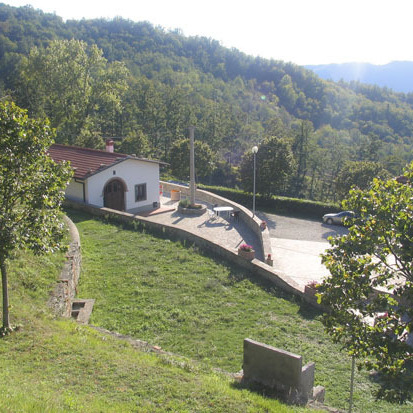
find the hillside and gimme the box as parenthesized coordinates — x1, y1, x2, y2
(0, 234, 296, 412)
(306, 61, 413, 94)
(1, 3, 413, 201)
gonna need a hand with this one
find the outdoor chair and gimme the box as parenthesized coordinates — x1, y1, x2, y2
(231, 210, 240, 222)
(208, 209, 217, 221)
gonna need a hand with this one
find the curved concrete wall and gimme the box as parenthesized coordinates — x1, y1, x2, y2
(160, 181, 273, 262)
(64, 200, 314, 305)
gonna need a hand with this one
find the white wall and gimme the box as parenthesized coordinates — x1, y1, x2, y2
(86, 158, 160, 212)
(65, 180, 84, 203)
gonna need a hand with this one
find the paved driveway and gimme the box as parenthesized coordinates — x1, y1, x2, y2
(257, 212, 348, 288)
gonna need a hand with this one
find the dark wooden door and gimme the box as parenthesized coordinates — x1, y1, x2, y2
(104, 179, 125, 211)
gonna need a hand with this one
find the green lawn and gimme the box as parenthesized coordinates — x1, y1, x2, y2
(0, 218, 302, 412)
(70, 209, 413, 412)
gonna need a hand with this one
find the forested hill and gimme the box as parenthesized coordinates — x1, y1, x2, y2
(1, 3, 413, 201)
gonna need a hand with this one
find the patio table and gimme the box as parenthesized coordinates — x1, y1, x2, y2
(213, 206, 234, 218)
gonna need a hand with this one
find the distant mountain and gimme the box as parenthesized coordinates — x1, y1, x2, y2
(306, 61, 413, 94)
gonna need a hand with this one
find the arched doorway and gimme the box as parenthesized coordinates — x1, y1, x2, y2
(103, 179, 125, 211)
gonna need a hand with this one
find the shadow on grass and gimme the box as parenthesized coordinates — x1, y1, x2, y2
(368, 364, 413, 404)
(297, 301, 323, 320)
(231, 379, 294, 405)
(223, 261, 322, 321)
(64, 207, 92, 224)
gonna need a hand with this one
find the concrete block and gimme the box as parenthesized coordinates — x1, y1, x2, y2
(243, 338, 320, 405)
(243, 338, 302, 388)
(313, 385, 325, 403)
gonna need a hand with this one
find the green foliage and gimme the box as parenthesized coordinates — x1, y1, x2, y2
(169, 138, 216, 180)
(320, 165, 413, 401)
(0, 100, 72, 329)
(179, 199, 203, 209)
(17, 39, 129, 145)
(335, 160, 391, 200)
(240, 136, 295, 197)
(1, 4, 413, 202)
(0, 101, 72, 258)
(199, 184, 338, 218)
(118, 129, 151, 157)
(0, 247, 295, 412)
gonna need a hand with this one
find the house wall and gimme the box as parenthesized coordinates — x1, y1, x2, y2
(86, 159, 160, 212)
(65, 180, 84, 203)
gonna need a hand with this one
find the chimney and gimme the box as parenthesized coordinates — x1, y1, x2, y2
(105, 139, 114, 153)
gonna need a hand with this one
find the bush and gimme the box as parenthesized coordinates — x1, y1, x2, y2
(179, 199, 190, 208)
(179, 199, 202, 209)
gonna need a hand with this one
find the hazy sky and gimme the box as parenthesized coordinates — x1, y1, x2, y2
(4, 0, 413, 65)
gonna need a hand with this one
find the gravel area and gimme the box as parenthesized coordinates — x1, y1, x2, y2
(256, 212, 348, 243)
(254, 211, 349, 287)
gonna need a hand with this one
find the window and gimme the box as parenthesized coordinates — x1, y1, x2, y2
(135, 183, 147, 202)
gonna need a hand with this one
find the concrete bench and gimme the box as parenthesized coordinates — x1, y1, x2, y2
(243, 338, 325, 405)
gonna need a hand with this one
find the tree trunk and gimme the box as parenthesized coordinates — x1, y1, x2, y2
(1, 258, 10, 330)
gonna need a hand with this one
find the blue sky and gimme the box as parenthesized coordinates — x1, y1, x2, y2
(4, 0, 413, 65)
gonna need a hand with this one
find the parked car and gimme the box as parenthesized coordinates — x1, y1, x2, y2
(322, 210, 354, 225)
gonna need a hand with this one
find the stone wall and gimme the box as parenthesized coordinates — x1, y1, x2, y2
(48, 215, 81, 317)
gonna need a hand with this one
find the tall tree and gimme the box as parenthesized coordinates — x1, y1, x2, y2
(118, 129, 151, 158)
(169, 138, 216, 181)
(17, 39, 129, 146)
(335, 160, 390, 200)
(291, 120, 313, 196)
(240, 135, 295, 197)
(0, 101, 72, 333)
(320, 167, 413, 400)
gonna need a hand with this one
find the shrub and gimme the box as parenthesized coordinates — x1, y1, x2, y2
(179, 199, 203, 209)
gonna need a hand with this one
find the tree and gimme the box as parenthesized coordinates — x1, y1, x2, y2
(118, 130, 151, 158)
(240, 135, 295, 197)
(0, 101, 72, 333)
(291, 120, 313, 197)
(320, 166, 413, 401)
(169, 138, 216, 181)
(17, 39, 129, 145)
(335, 160, 391, 200)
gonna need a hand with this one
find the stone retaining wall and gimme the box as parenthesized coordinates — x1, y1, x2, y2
(48, 215, 81, 317)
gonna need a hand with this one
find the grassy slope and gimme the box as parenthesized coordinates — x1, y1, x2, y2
(0, 217, 300, 412)
(71, 209, 413, 413)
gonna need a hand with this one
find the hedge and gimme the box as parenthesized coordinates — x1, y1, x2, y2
(198, 184, 340, 219)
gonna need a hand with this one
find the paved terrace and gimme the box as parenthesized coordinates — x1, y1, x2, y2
(138, 194, 265, 262)
(66, 184, 311, 302)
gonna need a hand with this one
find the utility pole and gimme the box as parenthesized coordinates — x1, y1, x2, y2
(189, 126, 196, 205)
(252, 145, 258, 217)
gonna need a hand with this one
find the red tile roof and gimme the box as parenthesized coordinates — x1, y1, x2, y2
(48, 144, 164, 179)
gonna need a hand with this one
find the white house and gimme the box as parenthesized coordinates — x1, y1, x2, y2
(49, 141, 166, 213)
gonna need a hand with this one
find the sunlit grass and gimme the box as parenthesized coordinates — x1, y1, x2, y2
(0, 217, 300, 412)
(70, 209, 413, 412)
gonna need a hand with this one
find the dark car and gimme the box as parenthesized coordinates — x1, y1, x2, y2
(322, 210, 354, 225)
